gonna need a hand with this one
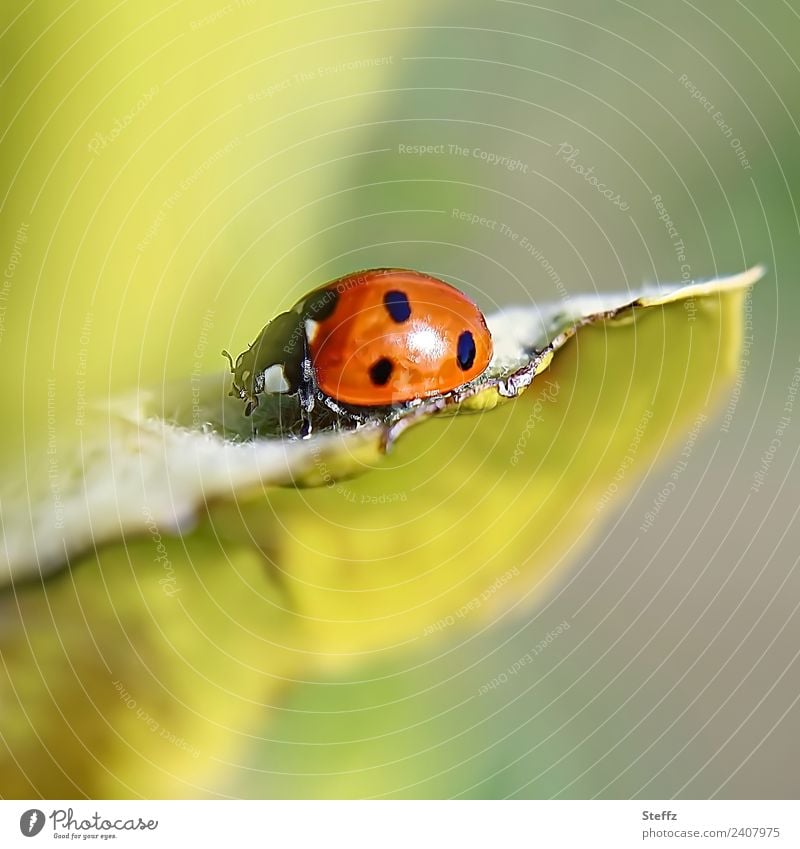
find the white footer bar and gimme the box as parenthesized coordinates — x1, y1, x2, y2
(2, 800, 797, 848)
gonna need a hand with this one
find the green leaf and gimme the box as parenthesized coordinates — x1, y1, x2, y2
(0, 268, 761, 796)
(0, 267, 762, 586)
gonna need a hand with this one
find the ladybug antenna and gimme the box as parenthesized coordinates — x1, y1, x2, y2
(221, 349, 235, 372)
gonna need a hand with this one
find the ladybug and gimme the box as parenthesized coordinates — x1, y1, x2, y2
(223, 268, 493, 435)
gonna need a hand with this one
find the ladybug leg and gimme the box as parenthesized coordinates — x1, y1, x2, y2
(320, 395, 346, 419)
(319, 395, 367, 430)
(298, 389, 314, 438)
(297, 338, 317, 438)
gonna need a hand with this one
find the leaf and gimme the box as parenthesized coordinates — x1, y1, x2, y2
(0, 267, 762, 586)
(0, 267, 761, 796)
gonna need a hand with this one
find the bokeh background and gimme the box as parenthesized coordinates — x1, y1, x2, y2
(1, 0, 798, 798)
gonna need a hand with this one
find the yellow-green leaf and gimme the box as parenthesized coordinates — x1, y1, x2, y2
(0, 268, 759, 796)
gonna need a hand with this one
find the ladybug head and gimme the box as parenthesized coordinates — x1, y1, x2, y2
(222, 347, 258, 412)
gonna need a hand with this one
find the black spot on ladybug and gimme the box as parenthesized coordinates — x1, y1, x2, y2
(383, 290, 411, 323)
(456, 331, 476, 370)
(310, 289, 338, 320)
(369, 357, 394, 386)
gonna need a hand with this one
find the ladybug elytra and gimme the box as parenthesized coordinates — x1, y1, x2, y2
(223, 268, 493, 435)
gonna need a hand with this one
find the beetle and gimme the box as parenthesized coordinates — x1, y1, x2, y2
(223, 268, 493, 435)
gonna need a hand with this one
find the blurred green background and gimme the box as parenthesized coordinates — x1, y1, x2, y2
(1, 0, 798, 798)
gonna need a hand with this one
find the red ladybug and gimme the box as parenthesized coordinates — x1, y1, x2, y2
(224, 268, 493, 434)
